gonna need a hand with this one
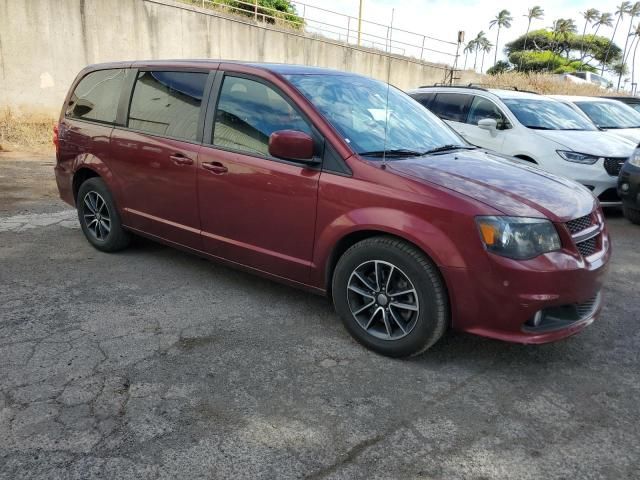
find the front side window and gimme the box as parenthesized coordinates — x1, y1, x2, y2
(127, 71, 208, 141)
(286, 74, 465, 156)
(66, 69, 130, 124)
(575, 100, 640, 129)
(213, 76, 311, 156)
(430, 93, 472, 123)
(468, 96, 510, 129)
(502, 98, 597, 131)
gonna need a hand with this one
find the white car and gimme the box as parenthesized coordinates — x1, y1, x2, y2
(551, 95, 640, 144)
(407, 87, 636, 206)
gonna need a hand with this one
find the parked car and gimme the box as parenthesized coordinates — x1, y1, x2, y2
(55, 61, 611, 357)
(551, 95, 640, 144)
(559, 72, 612, 89)
(408, 86, 635, 206)
(618, 145, 640, 224)
(601, 95, 640, 113)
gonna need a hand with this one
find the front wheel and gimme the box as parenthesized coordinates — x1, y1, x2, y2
(76, 177, 131, 252)
(623, 206, 640, 225)
(332, 236, 449, 357)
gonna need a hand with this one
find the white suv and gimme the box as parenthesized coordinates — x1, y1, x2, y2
(407, 86, 636, 206)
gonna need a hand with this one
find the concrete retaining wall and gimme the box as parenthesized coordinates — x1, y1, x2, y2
(0, 0, 456, 117)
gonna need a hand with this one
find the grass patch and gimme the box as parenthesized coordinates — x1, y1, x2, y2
(473, 72, 611, 96)
(0, 109, 55, 152)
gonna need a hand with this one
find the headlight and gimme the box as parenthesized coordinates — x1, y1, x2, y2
(476, 216, 561, 260)
(629, 147, 640, 167)
(557, 150, 600, 165)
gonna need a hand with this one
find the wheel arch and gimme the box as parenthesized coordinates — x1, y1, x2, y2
(72, 167, 101, 202)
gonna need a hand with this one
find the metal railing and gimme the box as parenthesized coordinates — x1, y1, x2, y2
(180, 0, 459, 67)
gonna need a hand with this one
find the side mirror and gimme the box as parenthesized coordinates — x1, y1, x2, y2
(478, 118, 498, 132)
(268, 130, 315, 162)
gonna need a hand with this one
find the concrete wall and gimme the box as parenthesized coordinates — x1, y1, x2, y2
(0, 0, 455, 117)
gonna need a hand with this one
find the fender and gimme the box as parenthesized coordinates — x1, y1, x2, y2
(72, 153, 125, 213)
(312, 206, 470, 288)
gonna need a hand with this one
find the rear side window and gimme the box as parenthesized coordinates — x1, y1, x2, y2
(411, 92, 436, 108)
(430, 93, 472, 123)
(127, 71, 208, 141)
(66, 69, 129, 124)
(213, 76, 311, 156)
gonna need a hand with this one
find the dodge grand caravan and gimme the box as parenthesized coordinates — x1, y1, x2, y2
(54, 61, 610, 357)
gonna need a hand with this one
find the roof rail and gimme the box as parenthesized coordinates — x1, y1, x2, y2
(417, 83, 539, 95)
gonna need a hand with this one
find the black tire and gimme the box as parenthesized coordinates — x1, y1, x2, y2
(332, 236, 449, 357)
(76, 177, 130, 252)
(623, 206, 640, 225)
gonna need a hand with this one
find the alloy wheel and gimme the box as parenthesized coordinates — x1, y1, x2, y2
(82, 191, 111, 241)
(346, 260, 420, 340)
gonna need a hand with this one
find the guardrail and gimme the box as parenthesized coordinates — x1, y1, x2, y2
(181, 0, 460, 66)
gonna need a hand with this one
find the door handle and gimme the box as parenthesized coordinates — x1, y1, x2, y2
(202, 162, 228, 174)
(170, 154, 194, 166)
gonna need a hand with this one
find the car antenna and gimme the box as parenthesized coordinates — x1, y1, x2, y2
(381, 8, 395, 170)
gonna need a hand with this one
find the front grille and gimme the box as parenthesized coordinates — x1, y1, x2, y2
(604, 157, 626, 176)
(565, 214, 593, 234)
(576, 237, 597, 257)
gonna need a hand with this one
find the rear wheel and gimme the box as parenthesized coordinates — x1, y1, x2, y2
(76, 177, 130, 252)
(623, 206, 640, 225)
(332, 236, 448, 357)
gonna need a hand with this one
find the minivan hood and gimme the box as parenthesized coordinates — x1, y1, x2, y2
(387, 149, 596, 221)
(533, 130, 636, 156)
(601, 128, 640, 145)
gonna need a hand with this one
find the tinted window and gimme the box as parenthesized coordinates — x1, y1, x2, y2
(411, 92, 436, 108)
(66, 69, 130, 124)
(468, 96, 510, 129)
(430, 93, 471, 122)
(286, 74, 465, 156)
(213, 76, 311, 156)
(575, 100, 640, 129)
(502, 98, 597, 131)
(127, 71, 208, 141)
(572, 72, 587, 80)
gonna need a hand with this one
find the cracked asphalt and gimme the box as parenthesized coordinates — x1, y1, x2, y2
(1, 151, 639, 479)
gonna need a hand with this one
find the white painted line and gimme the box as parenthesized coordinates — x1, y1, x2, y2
(0, 210, 79, 233)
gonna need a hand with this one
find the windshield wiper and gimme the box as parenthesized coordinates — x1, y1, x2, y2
(525, 125, 554, 130)
(359, 149, 426, 158)
(422, 144, 476, 155)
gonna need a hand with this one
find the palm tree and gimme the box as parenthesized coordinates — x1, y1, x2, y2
(472, 31, 488, 70)
(489, 9, 513, 65)
(602, 1, 632, 74)
(523, 6, 545, 52)
(630, 23, 640, 91)
(480, 38, 494, 73)
(580, 8, 600, 59)
(588, 12, 614, 65)
(463, 41, 476, 70)
(618, 2, 640, 89)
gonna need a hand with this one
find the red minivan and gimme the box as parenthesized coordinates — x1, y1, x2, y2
(54, 60, 610, 357)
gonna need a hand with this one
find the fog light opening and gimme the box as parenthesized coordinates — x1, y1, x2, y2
(528, 311, 544, 328)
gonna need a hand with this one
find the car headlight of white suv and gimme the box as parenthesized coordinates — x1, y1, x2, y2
(557, 150, 601, 165)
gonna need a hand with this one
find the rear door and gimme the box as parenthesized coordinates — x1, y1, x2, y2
(109, 69, 212, 247)
(429, 92, 473, 140)
(196, 72, 322, 283)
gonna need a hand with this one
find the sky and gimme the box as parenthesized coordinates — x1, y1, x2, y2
(293, 0, 634, 75)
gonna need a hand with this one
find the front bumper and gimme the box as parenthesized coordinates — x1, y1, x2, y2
(442, 218, 611, 344)
(618, 162, 640, 210)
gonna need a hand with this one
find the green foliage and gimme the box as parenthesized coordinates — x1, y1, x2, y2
(222, 0, 303, 28)
(504, 28, 622, 72)
(487, 61, 512, 75)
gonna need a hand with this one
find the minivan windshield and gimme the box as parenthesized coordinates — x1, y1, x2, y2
(575, 100, 640, 129)
(285, 74, 466, 157)
(502, 98, 597, 131)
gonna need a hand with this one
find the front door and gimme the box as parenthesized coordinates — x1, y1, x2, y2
(109, 70, 210, 247)
(461, 95, 509, 152)
(197, 74, 321, 283)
